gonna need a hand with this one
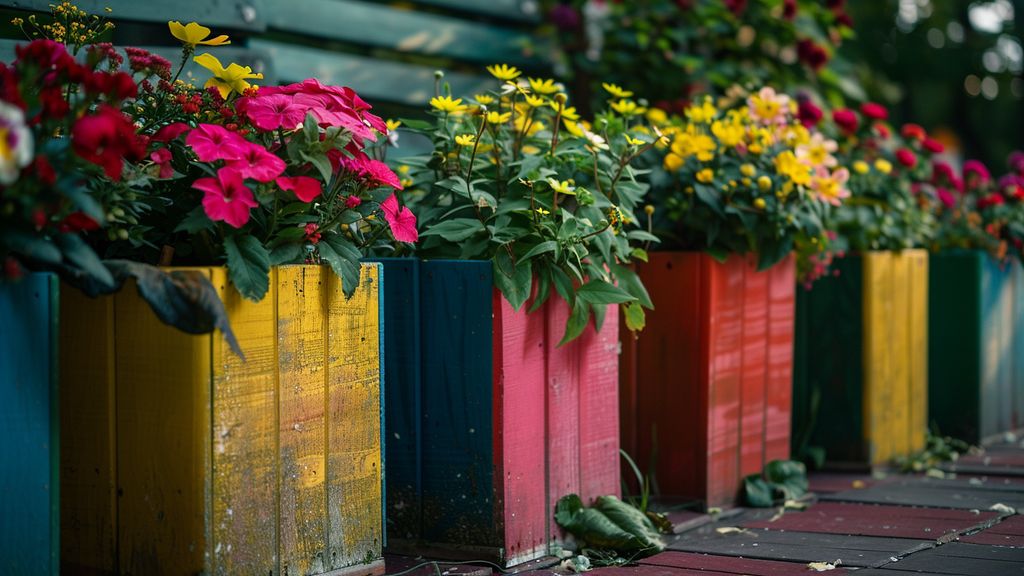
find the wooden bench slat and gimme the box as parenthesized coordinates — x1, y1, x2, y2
(263, 0, 535, 65)
(250, 38, 493, 106)
(381, 0, 540, 23)
(0, 0, 266, 32)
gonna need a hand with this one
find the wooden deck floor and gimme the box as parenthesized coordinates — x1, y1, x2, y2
(386, 436, 1024, 576)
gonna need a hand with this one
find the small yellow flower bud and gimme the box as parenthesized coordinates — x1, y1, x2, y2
(757, 175, 772, 191)
(740, 163, 756, 177)
(853, 160, 870, 174)
(696, 168, 715, 183)
(685, 186, 695, 194)
(644, 205, 655, 215)
(753, 198, 767, 209)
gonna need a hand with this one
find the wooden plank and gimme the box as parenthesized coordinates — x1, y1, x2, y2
(641, 551, 853, 576)
(326, 264, 384, 570)
(928, 251, 983, 443)
(278, 266, 329, 575)
(263, 0, 536, 65)
(494, 289, 549, 564)
(889, 253, 911, 459)
(114, 271, 214, 575)
(1012, 260, 1024, 430)
(985, 256, 1016, 437)
(765, 255, 794, 463)
(634, 252, 706, 501)
(822, 476, 1024, 510)
(0, 0, 266, 30)
(0, 274, 58, 576)
(907, 250, 928, 452)
(669, 529, 929, 567)
(705, 255, 744, 506)
(210, 270, 279, 575)
(740, 255, 768, 478)
(59, 288, 117, 573)
(546, 296, 581, 540)
(742, 502, 995, 539)
(417, 261, 498, 548)
(880, 543, 1024, 575)
(248, 39, 492, 106)
(576, 303, 621, 503)
(375, 259, 423, 542)
(863, 252, 894, 466)
(388, 0, 540, 22)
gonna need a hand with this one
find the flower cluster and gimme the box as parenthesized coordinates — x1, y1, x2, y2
(394, 65, 656, 342)
(925, 154, 1024, 263)
(651, 87, 844, 270)
(1, 4, 412, 307)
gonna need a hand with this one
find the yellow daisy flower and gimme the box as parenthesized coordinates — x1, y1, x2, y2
(547, 178, 576, 195)
(168, 21, 231, 48)
(602, 82, 634, 99)
(455, 134, 476, 147)
(193, 53, 262, 98)
(486, 111, 512, 124)
(486, 64, 521, 81)
(528, 77, 560, 95)
(430, 95, 466, 113)
(474, 94, 495, 105)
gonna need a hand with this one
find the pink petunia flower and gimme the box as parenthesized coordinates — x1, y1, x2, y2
(963, 160, 991, 186)
(340, 153, 403, 189)
(277, 175, 323, 202)
(228, 143, 286, 182)
(193, 167, 258, 228)
(185, 124, 248, 162)
(859, 102, 888, 121)
(936, 187, 956, 209)
(345, 195, 362, 208)
(244, 93, 306, 131)
(151, 148, 173, 178)
(380, 194, 418, 243)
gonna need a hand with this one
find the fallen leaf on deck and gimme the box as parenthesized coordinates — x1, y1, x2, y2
(991, 503, 1017, 515)
(715, 527, 748, 535)
(807, 559, 841, 571)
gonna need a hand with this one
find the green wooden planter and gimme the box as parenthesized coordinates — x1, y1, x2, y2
(793, 251, 929, 468)
(929, 250, 1024, 443)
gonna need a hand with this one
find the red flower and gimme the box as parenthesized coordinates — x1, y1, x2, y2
(895, 148, 917, 168)
(835, 11, 854, 28)
(860, 102, 888, 121)
(832, 108, 858, 133)
(277, 175, 323, 202)
(59, 211, 101, 232)
(873, 123, 891, 140)
(3, 256, 22, 279)
(936, 187, 956, 209)
(345, 195, 362, 209)
(977, 193, 1005, 210)
(228, 143, 286, 182)
(797, 39, 829, 71)
(380, 194, 418, 243)
(901, 123, 926, 141)
(16, 39, 77, 85)
(84, 71, 137, 101)
(724, 0, 747, 16)
(963, 160, 991, 187)
(38, 86, 69, 120)
(1007, 184, 1024, 201)
(185, 124, 248, 162)
(34, 157, 55, 186)
(193, 167, 258, 228)
(923, 138, 944, 154)
(71, 105, 145, 181)
(303, 222, 322, 244)
(797, 98, 823, 128)
(150, 148, 174, 178)
(783, 0, 797, 19)
(152, 122, 190, 143)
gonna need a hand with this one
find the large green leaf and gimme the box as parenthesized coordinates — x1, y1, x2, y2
(56, 233, 114, 290)
(224, 235, 271, 301)
(318, 234, 363, 298)
(554, 494, 665, 555)
(558, 296, 590, 346)
(493, 251, 532, 311)
(420, 218, 486, 242)
(576, 280, 637, 305)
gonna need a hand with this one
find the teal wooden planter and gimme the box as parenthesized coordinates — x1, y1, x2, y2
(0, 273, 59, 575)
(929, 251, 1024, 442)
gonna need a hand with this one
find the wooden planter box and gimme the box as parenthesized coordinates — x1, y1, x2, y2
(376, 259, 619, 566)
(793, 251, 928, 468)
(59, 264, 385, 576)
(929, 251, 1024, 442)
(620, 253, 795, 509)
(0, 273, 59, 575)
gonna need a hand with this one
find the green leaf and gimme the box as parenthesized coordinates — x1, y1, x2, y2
(529, 267, 551, 314)
(398, 118, 434, 131)
(3, 230, 61, 264)
(558, 296, 590, 346)
(301, 150, 334, 183)
(493, 251, 533, 311)
(757, 237, 793, 271)
(269, 243, 303, 266)
(610, 264, 653, 309)
(520, 240, 558, 261)
(224, 235, 271, 301)
(694, 183, 724, 216)
(554, 494, 665, 555)
(303, 111, 320, 143)
(576, 280, 637, 305)
(623, 301, 646, 332)
(764, 460, 809, 500)
(743, 475, 775, 507)
(706, 247, 730, 263)
(420, 218, 486, 242)
(318, 234, 363, 298)
(551, 266, 575, 304)
(631, 248, 649, 263)
(175, 206, 214, 233)
(592, 299, 606, 331)
(56, 233, 115, 290)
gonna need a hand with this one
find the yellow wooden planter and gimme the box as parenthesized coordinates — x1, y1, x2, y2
(59, 264, 384, 576)
(794, 250, 928, 467)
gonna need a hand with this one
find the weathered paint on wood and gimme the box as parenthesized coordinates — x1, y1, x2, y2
(60, 264, 385, 576)
(0, 273, 59, 576)
(622, 252, 795, 508)
(930, 252, 1024, 442)
(378, 259, 620, 566)
(793, 251, 928, 468)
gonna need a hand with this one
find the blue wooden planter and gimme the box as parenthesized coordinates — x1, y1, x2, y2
(0, 273, 59, 575)
(929, 251, 1024, 442)
(373, 258, 620, 566)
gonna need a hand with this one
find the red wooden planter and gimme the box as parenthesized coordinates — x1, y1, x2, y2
(621, 252, 795, 508)
(379, 259, 619, 566)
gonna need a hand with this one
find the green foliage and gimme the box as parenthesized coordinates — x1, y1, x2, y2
(894, 431, 972, 474)
(395, 69, 657, 343)
(554, 494, 666, 556)
(742, 460, 809, 507)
